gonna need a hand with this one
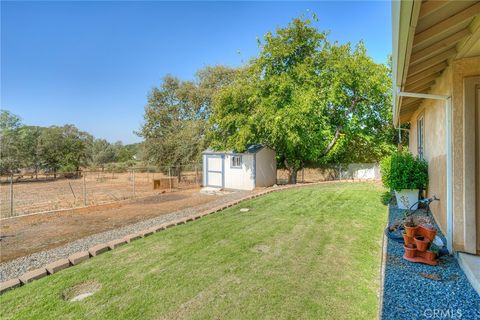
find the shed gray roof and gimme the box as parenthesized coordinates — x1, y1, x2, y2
(203, 144, 265, 155)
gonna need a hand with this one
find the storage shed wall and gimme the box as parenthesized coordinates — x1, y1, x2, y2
(224, 154, 255, 190)
(255, 148, 277, 187)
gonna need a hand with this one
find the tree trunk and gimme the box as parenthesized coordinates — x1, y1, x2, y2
(284, 159, 298, 184)
(288, 167, 297, 184)
(176, 166, 182, 183)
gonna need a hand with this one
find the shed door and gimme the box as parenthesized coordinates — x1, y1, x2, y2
(206, 155, 224, 188)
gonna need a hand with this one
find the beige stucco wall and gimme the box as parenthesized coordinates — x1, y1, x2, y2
(408, 66, 451, 235)
(407, 56, 480, 253)
(452, 57, 480, 253)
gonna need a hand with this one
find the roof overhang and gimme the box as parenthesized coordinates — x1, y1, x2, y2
(392, 0, 480, 126)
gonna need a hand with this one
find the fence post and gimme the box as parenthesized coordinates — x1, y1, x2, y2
(169, 167, 172, 191)
(195, 164, 199, 186)
(83, 172, 87, 206)
(132, 169, 136, 198)
(302, 165, 305, 183)
(10, 174, 14, 217)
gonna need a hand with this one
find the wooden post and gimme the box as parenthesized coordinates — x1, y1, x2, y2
(195, 164, 199, 185)
(132, 169, 136, 198)
(9, 175, 14, 217)
(302, 164, 305, 183)
(169, 167, 172, 191)
(83, 172, 87, 206)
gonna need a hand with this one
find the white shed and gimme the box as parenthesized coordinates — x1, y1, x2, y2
(202, 145, 276, 191)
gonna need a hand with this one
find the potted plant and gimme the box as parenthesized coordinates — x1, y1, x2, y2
(380, 152, 428, 210)
(420, 223, 437, 241)
(425, 243, 439, 261)
(414, 235, 429, 251)
(402, 230, 414, 245)
(403, 213, 418, 237)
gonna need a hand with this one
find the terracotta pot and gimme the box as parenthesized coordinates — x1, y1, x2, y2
(425, 250, 436, 261)
(402, 233, 414, 245)
(404, 225, 418, 238)
(414, 236, 429, 252)
(420, 225, 437, 242)
(404, 244, 417, 258)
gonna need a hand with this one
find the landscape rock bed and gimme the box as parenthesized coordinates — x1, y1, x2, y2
(381, 206, 480, 319)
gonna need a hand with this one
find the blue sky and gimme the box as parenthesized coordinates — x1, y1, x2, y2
(1, 1, 391, 144)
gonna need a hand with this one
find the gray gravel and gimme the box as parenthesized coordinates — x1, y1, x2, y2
(381, 206, 480, 319)
(0, 190, 251, 282)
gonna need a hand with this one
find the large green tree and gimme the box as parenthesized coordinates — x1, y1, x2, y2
(37, 125, 90, 175)
(89, 139, 118, 169)
(210, 17, 394, 183)
(18, 126, 43, 177)
(139, 65, 237, 178)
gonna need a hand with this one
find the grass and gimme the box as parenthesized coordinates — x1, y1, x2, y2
(0, 182, 387, 320)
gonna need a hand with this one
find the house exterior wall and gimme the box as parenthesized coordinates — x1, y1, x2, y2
(224, 154, 255, 190)
(407, 56, 480, 253)
(254, 147, 277, 187)
(408, 65, 450, 235)
(452, 57, 480, 253)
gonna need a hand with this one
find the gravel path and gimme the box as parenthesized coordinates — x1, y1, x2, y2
(381, 206, 480, 319)
(0, 190, 252, 282)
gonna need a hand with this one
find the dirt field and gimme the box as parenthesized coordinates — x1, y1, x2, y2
(0, 188, 216, 262)
(0, 171, 200, 218)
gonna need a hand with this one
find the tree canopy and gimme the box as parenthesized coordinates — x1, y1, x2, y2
(209, 17, 394, 182)
(138, 65, 238, 177)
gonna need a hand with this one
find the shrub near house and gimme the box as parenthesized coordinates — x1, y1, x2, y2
(380, 152, 428, 209)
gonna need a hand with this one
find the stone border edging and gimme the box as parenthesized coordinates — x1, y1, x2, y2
(0, 181, 341, 295)
(377, 211, 389, 320)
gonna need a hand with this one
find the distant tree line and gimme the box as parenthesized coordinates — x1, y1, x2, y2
(0, 110, 142, 176)
(139, 15, 397, 183)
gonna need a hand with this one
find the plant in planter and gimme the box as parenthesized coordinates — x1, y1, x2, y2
(414, 235, 429, 251)
(403, 213, 418, 237)
(380, 152, 428, 210)
(425, 243, 440, 261)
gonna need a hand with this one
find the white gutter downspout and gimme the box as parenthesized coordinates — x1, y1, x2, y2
(397, 89, 454, 254)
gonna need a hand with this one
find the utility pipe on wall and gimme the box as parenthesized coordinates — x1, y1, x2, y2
(396, 89, 453, 254)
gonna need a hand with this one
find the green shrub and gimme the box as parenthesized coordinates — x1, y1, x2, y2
(380, 156, 392, 189)
(380, 152, 428, 191)
(380, 191, 393, 206)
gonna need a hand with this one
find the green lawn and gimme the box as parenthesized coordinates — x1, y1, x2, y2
(0, 182, 386, 320)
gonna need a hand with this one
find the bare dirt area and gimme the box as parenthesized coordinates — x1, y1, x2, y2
(0, 188, 216, 262)
(0, 170, 200, 218)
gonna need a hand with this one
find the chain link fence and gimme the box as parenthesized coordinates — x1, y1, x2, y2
(0, 164, 202, 219)
(1, 162, 380, 219)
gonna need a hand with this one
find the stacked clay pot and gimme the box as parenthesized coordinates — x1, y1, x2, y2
(402, 224, 438, 266)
